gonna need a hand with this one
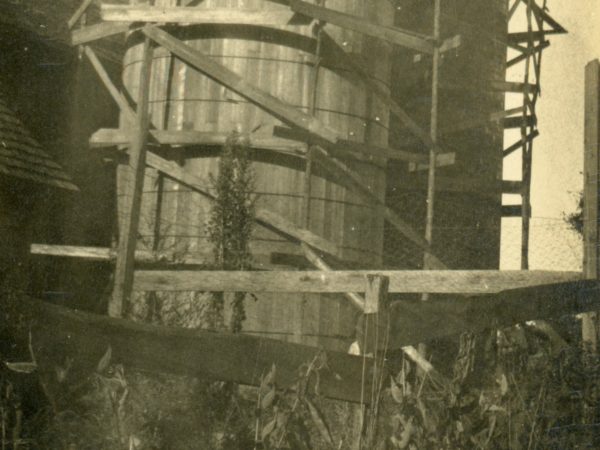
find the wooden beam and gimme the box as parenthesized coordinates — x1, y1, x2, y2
(110, 36, 153, 318)
(100, 5, 312, 26)
(90, 128, 306, 154)
(26, 296, 380, 404)
(502, 180, 524, 195)
(491, 80, 539, 95)
(30, 244, 206, 265)
(508, 30, 563, 44)
(273, 126, 447, 164)
(504, 115, 536, 129)
(502, 204, 531, 218)
(503, 130, 540, 157)
(67, 0, 94, 29)
(71, 22, 131, 46)
(423, 0, 441, 275)
(408, 153, 455, 171)
(290, 0, 434, 54)
(584, 59, 600, 279)
(310, 146, 447, 269)
(142, 26, 340, 143)
(132, 269, 582, 294)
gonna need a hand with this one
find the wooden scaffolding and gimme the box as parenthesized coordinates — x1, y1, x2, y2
(28, 1, 593, 403)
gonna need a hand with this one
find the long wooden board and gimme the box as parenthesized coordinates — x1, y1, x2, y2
(26, 296, 380, 404)
(133, 269, 583, 294)
(100, 5, 312, 26)
(90, 128, 306, 154)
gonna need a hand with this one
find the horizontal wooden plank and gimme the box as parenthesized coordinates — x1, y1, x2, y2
(29, 244, 206, 264)
(408, 152, 455, 171)
(508, 30, 563, 44)
(502, 204, 531, 217)
(491, 80, 539, 94)
(273, 126, 428, 163)
(504, 115, 536, 129)
(143, 26, 340, 143)
(502, 180, 524, 195)
(90, 128, 306, 154)
(27, 296, 379, 404)
(100, 5, 312, 26)
(71, 22, 131, 46)
(290, 0, 434, 54)
(133, 269, 582, 294)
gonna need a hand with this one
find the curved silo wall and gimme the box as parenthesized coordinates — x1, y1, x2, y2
(117, 0, 394, 350)
(386, 0, 507, 270)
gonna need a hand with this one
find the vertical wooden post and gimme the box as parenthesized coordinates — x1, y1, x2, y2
(582, 59, 600, 351)
(110, 35, 153, 317)
(351, 274, 389, 450)
(520, 0, 534, 270)
(302, 19, 323, 228)
(423, 0, 441, 283)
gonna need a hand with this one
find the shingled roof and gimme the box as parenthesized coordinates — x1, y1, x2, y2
(0, 98, 78, 191)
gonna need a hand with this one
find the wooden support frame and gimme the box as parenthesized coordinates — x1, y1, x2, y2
(100, 5, 313, 26)
(84, 44, 343, 259)
(109, 35, 154, 318)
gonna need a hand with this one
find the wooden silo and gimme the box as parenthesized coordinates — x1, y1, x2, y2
(386, 0, 508, 270)
(118, 0, 395, 350)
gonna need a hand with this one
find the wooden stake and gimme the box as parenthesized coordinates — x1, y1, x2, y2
(110, 35, 153, 317)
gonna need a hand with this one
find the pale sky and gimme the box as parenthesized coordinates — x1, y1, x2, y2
(501, 0, 600, 270)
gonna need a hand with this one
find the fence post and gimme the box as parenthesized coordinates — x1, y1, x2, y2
(582, 59, 600, 352)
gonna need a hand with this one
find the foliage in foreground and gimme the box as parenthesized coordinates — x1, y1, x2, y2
(2, 308, 600, 449)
